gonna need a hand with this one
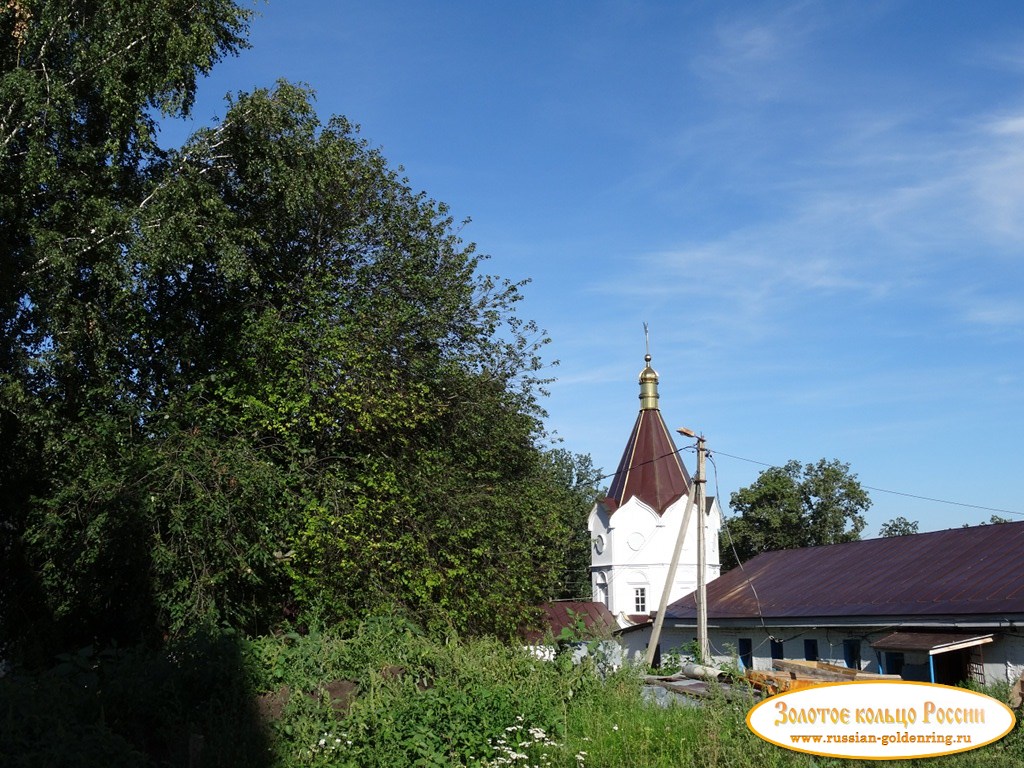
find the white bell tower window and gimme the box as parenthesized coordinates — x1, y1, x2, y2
(595, 572, 609, 607)
(634, 587, 647, 613)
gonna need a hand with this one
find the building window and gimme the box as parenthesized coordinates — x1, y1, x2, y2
(885, 652, 905, 677)
(804, 639, 819, 661)
(770, 639, 784, 660)
(594, 578, 607, 608)
(739, 638, 753, 670)
(844, 639, 861, 670)
(634, 588, 647, 612)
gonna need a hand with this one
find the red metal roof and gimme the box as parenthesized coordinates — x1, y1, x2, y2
(604, 408, 691, 515)
(870, 632, 994, 653)
(665, 522, 1024, 621)
(521, 601, 619, 644)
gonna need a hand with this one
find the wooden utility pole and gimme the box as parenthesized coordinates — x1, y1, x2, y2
(644, 478, 696, 668)
(645, 427, 706, 668)
(695, 434, 709, 663)
(643, 430, 708, 671)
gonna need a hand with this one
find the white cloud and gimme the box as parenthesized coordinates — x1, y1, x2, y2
(952, 290, 1024, 331)
(692, 1, 828, 103)
(985, 114, 1024, 135)
(547, 365, 625, 388)
(591, 87, 1024, 347)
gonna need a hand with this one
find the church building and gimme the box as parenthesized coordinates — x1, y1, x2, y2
(588, 353, 722, 625)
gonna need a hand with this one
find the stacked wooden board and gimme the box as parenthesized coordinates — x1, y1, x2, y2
(746, 659, 902, 695)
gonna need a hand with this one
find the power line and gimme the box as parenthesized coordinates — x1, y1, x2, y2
(709, 453, 771, 643)
(710, 449, 1024, 519)
(600, 444, 1023, 519)
(594, 446, 692, 483)
(859, 486, 1022, 518)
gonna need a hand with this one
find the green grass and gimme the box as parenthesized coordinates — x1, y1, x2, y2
(2, 623, 1021, 767)
(556, 674, 1023, 768)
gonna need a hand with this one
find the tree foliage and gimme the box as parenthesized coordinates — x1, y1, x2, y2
(2, 3, 593, 658)
(2, 0, 255, 657)
(879, 515, 919, 537)
(544, 449, 602, 600)
(720, 459, 870, 570)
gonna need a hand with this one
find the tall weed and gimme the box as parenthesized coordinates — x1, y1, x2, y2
(5, 622, 1020, 768)
(251, 618, 586, 766)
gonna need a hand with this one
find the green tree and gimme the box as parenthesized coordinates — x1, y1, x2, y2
(130, 85, 451, 638)
(4, 1, 598, 654)
(143, 82, 572, 637)
(6, 64, 592, 652)
(879, 516, 919, 537)
(2, 0, 253, 657)
(544, 449, 601, 600)
(720, 459, 870, 570)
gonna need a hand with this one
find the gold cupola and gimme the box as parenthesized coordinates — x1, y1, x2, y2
(639, 353, 660, 410)
(604, 349, 691, 515)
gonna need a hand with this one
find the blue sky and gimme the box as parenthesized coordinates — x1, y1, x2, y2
(164, 1, 1024, 535)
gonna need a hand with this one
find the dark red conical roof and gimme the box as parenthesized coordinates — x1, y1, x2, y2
(604, 355, 691, 515)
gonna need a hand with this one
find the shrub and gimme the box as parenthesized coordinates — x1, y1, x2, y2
(249, 617, 589, 766)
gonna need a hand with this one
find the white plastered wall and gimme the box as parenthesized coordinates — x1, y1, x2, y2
(588, 494, 722, 616)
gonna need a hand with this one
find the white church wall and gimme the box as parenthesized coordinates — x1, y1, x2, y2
(589, 493, 721, 616)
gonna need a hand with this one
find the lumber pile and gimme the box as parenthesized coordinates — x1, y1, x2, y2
(746, 659, 901, 695)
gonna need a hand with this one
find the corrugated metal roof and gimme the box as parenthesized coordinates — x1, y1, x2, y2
(665, 521, 1024, 621)
(870, 632, 995, 654)
(521, 601, 619, 644)
(604, 409, 691, 515)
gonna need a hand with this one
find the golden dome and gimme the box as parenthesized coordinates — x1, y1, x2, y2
(639, 353, 658, 383)
(638, 353, 660, 409)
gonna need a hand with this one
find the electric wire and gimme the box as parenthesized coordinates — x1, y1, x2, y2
(593, 446, 692, 483)
(602, 446, 1023, 520)
(709, 451, 773, 646)
(709, 449, 1023, 518)
(587, 433, 1020, 653)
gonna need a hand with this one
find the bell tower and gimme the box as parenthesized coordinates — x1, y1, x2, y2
(587, 351, 721, 621)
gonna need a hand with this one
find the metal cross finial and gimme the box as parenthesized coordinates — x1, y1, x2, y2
(643, 321, 650, 357)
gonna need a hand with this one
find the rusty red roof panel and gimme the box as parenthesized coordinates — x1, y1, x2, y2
(870, 632, 994, 653)
(521, 601, 618, 644)
(666, 521, 1024, 620)
(605, 409, 691, 515)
